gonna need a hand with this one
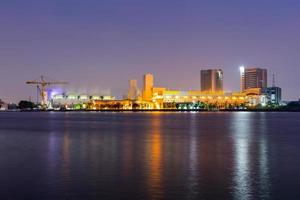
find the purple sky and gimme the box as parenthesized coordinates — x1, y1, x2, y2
(1, 0, 300, 102)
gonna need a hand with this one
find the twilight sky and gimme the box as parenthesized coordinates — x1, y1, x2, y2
(1, 0, 300, 102)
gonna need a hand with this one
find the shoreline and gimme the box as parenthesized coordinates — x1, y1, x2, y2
(2, 109, 300, 112)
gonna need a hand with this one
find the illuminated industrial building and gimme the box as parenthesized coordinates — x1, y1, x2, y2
(90, 99, 132, 110)
(43, 67, 282, 110)
(152, 90, 245, 109)
(136, 71, 274, 109)
(243, 88, 267, 107)
(152, 88, 274, 109)
(51, 93, 115, 110)
(200, 69, 223, 93)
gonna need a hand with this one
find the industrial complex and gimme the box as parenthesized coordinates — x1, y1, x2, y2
(0, 66, 283, 111)
(23, 66, 280, 111)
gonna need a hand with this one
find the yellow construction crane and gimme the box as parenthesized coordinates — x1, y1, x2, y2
(26, 76, 68, 109)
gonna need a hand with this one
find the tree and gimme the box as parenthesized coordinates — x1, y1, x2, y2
(286, 101, 300, 111)
(18, 100, 35, 110)
(0, 99, 4, 108)
(132, 103, 140, 109)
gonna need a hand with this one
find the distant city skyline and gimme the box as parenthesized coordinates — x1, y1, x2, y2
(1, 0, 300, 102)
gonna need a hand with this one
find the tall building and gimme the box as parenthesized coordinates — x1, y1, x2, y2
(142, 73, 154, 101)
(264, 87, 282, 104)
(200, 69, 223, 93)
(263, 74, 282, 104)
(127, 79, 139, 100)
(240, 67, 267, 91)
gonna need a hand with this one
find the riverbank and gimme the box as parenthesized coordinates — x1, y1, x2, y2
(1, 108, 300, 112)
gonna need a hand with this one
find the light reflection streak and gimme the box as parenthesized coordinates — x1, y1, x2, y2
(232, 112, 252, 200)
(147, 114, 162, 199)
(258, 113, 270, 199)
(187, 114, 199, 198)
(47, 132, 59, 176)
(62, 130, 71, 186)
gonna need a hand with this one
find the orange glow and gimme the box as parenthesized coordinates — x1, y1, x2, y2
(147, 115, 162, 197)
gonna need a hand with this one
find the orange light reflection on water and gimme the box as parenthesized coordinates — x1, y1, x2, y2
(147, 113, 163, 199)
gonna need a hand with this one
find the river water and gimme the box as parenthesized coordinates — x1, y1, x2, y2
(0, 112, 299, 199)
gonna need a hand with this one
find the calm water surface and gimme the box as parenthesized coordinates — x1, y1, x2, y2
(0, 112, 300, 200)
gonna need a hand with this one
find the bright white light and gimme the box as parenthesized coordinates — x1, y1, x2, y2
(50, 91, 57, 98)
(239, 66, 245, 74)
